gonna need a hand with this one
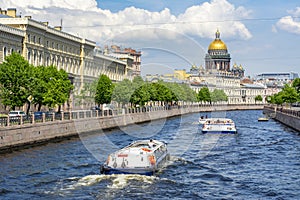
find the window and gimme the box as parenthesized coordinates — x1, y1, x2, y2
(3, 47, 7, 59)
(28, 51, 31, 62)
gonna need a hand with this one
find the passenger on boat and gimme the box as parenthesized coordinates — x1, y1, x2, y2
(148, 139, 155, 148)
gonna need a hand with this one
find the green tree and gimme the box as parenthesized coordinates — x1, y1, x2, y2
(180, 83, 198, 102)
(292, 78, 300, 94)
(95, 74, 114, 106)
(0, 53, 33, 110)
(130, 83, 151, 106)
(197, 87, 211, 103)
(254, 95, 263, 104)
(281, 84, 298, 105)
(42, 67, 74, 112)
(132, 76, 144, 89)
(149, 82, 174, 105)
(210, 89, 228, 102)
(76, 80, 97, 107)
(112, 79, 133, 107)
(274, 92, 284, 105)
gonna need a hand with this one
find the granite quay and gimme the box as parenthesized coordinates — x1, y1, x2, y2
(0, 104, 263, 152)
(263, 105, 300, 132)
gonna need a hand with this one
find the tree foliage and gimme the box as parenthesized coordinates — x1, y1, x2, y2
(0, 53, 33, 110)
(280, 84, 298, 104)
(197, 87, 211, 103)
(269, 83, 299, 105)
(130, 83, 151, 106)
(255, 95, 263, 103)
(112, 79, 133, 106)
(95, 74, 115, 105)
(42, 67, 74, 110)
(76, 80, 97, 106)
(292, 78, 300, 93)
(210, 89, 228, 102)
(0, 53, 74, 111)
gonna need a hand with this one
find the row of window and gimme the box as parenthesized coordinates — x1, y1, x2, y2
(27, 34, 80, 55)
(2, 47, 21, 59)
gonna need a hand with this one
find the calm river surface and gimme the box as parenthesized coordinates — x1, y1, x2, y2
(0, 110, 300, 200)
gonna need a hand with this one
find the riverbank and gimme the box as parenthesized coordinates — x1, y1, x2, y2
(0, 104, 263, 153)
(263, 105, 300, 132)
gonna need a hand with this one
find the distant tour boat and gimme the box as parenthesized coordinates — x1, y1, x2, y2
(258, 117, 269, 122)
(199, 116, 207, 124)
(201, 118, 237, 134)
(100, 140, 169, 176)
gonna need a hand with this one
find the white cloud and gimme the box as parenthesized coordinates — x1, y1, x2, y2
(276, 7, 300, 34)
(0, 0, 97, 11)
(0, 0, 252, 43)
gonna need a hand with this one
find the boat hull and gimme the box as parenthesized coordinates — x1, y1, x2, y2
(258, 118, 269, 122)
(101, 166, 156, 176)
(202, 130, 237, 134)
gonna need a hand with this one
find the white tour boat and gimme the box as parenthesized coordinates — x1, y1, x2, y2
(199, 116, 207, 124)
(258, 117, 269, 122)
(100, 139, 169, 175)
(201, 118, 237, 134)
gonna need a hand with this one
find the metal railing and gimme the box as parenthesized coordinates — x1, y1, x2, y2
(264, 105, 300, 118)
(0, 104, 264, 127)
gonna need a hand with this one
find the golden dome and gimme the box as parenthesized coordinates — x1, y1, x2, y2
(208, 30, 227, 50)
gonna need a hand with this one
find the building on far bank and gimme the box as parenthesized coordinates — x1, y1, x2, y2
(104, 45, 141, 79)
(255, 72, 299, 88)
(145, 30, 275, 104)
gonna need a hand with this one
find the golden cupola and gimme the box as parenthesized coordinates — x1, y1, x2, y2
(208, 30, 227, 50)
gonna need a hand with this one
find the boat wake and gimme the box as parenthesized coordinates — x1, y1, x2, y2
(65, 174, 158, 190)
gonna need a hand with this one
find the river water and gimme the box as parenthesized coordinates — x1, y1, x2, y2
(0, 110, 299, 200)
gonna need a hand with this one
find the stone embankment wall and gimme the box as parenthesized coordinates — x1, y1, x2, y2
(263, 106, 300, 132)
(0, 105, 263, 152)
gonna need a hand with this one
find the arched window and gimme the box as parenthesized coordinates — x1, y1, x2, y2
(3, 47, 7, 60)
(28, 51, 31, 63)
(39, 54, 42, 65)
(33, 52, 37, 65)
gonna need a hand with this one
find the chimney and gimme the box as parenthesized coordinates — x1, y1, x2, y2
(54, 26, 62, 31)
(7, 8, 16, 18)
(43, 22, 49, 26)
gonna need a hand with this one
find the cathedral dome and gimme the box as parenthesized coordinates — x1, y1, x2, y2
(208, 30, 227, 50)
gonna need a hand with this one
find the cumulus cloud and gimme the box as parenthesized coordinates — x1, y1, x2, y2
(0, 0, 252, 43)
(276, 7, 300, 34)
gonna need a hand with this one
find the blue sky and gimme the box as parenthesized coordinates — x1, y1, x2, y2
(1, 0, 300, 77)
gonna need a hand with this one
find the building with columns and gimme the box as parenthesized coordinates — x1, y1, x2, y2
(146, 30, 269, 104)
(0, 8, 138, 110)
(205, 30, 231, 72)
(0, 23, 24, 61)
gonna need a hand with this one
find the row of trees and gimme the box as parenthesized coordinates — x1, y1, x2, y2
(197, 87, 228, 103)
(267, 78, 300, 105)
(0, 53, 230, 112)
(0, 53, 73, 113)
(93, 74, 228, 107)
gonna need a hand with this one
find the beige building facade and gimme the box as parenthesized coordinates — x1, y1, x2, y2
(0, 8, 134, 109)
